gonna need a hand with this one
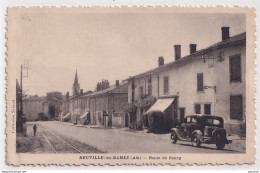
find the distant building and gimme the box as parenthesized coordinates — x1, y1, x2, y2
(23, 91, 64, 121)
(124, 27, 246, 135)
(88, 80, 128, 127)
(60, 70, 94, 123)
(23, 95, 46, 121)
(68, 90, 93, 124)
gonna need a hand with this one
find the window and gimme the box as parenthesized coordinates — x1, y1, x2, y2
(147, 85, 151, 96)
(139, 86, 143, 98)
(230, 55, 241, 82)
(179, 108, 185, 123)
(164, 76, 169, 94)
(197, 73, 204, 91)
(213, 119, 220, 126)
(148, 76, 152, 96)
(131, 80, 135, 103)
(194, 104, 201, 114)
(191, 117, 197, 123)
(230, 95, 243, 120)
(204, 104, 211, 114)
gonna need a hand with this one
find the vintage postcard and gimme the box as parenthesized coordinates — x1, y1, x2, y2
(6, 7, 256, 165)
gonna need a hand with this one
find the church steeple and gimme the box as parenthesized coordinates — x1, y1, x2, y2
(74, 69, 79, 85)
(72, 69, 80, 96)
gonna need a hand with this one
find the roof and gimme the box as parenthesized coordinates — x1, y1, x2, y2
(86, 82, 128, 98)
(124, 32, 246, 81)
(68, 90, 93, 100)
(24, 96, 46, 102)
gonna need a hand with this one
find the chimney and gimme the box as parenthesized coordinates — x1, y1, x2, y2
(158, 56, 164, 67)
(80, 89, 83, 95)
(221, 27, 230, 40)
(190, 44, 197, 54)
(116, 80, 119, 87)
(174, 45, 181, 61)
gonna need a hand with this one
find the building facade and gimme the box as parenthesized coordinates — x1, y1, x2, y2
(23, 91, 64, 121)
(125, 27, 246, 135)
(88, 81, 128, 127)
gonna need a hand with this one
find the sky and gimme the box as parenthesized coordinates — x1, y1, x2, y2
(14, 10, 246, 96)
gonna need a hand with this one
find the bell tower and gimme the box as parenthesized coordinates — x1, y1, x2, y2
(72, 70, 80, 96)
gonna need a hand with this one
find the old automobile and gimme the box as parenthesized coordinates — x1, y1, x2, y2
(170, 115, 232, 150)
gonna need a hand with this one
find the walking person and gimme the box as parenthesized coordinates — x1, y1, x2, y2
(33, 124, 37, 136)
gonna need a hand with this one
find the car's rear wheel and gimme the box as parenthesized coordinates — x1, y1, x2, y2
(191, 133, 201, 147)
(216, 136, 226, 150)
(171, 131, 177, 144)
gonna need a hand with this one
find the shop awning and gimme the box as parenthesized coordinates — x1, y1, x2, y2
(147, 98, 175, 113)
(63, 113, 71, 119)
(80, 111, 88, 119)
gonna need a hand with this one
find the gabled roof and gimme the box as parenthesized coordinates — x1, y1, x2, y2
(86, 82, 128, 98)
(69, 90, 93, 100)
(124, 32, 246, 81)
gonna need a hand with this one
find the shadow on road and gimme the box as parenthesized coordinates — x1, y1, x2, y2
(178, 143, 240, 153)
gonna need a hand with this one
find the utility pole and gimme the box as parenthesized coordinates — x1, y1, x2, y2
(18, 59, 30, 134)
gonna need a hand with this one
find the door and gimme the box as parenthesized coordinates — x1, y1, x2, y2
(49, 105, 55, 119)
(179, 108, 185, 123)
(125, 113, 129, 127)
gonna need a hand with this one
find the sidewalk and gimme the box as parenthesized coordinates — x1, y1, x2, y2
(57, 121, 159, 137)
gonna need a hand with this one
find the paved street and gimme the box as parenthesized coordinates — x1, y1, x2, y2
(19, 121, 245, 153)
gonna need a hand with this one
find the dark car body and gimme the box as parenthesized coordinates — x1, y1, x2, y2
(170, 115, 232, 150)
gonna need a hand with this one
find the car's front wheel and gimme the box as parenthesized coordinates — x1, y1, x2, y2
(171, 131, 177, 144)
(191, 133, 201, 147)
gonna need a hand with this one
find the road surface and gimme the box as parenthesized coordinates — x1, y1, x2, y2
(18, 121, 245, 154)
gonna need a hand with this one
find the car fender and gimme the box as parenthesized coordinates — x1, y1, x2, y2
(212, 128, 227, 139)
(171, 128, 180, 134)
(171, 128, 182, 140)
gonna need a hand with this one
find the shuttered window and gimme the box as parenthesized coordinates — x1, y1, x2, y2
(140, 86, 143, 98)
(230, 55, 241, 82)
(230, 95, 243, 120)
(194, 104, 201, 114)
(164, 76, 169, 94)
(197, 73, 204, 91)
(148, 75, 152, 96)
(204, 104, 211, 114)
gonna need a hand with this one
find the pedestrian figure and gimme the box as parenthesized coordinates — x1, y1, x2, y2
(33, 124, 37, 136)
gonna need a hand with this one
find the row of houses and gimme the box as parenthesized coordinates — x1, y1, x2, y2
(60, 78, 128, 128)
(23, 26, 246, 135)
(123, 27, 246, 135)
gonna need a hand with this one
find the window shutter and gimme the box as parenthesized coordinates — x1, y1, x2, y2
(197, 73, 204, 91)
(230, 55, 241, 82)
(230, 95, 243, 120)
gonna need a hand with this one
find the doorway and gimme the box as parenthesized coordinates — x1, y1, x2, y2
(48, 105, 55, 119)
(125, 113, 129, 127)
(179, 108, 185, 123)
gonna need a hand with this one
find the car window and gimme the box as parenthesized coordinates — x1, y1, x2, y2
(186, 117, 191, 123)
(191, 117, 197, 123)
(206, 118, 213, 125)
(213, 119, 220, 126)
